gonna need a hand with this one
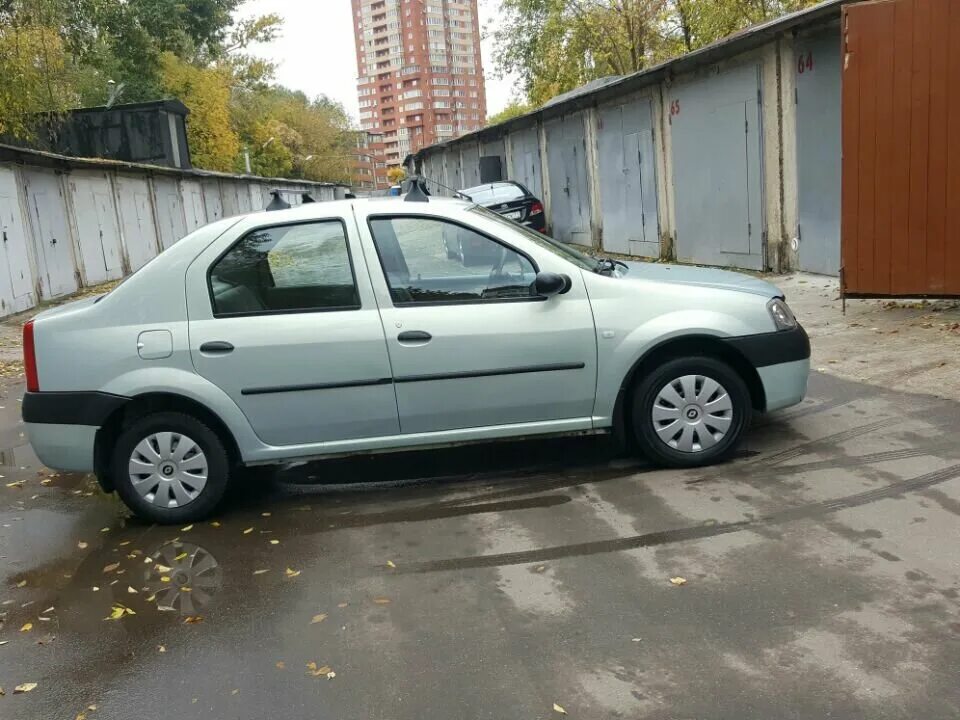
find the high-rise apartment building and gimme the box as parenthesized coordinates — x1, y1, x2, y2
(351, 0, 487, 189)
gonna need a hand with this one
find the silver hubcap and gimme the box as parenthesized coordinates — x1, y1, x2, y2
(128, 432, 208, 508)
(145, 542, 222, 615)
(652, 374, 734, 453)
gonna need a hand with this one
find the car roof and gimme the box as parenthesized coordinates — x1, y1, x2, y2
(244, 194, 476, 223)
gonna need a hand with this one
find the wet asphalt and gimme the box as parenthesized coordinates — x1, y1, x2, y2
(1, 372, 959, 719)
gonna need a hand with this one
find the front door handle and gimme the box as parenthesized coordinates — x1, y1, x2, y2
(398, 331, 431, 344)
(200, 341, 234, 354)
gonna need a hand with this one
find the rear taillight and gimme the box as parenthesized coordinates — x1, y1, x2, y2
(530, 201, 544, 216)
(23, 320, 38, 392)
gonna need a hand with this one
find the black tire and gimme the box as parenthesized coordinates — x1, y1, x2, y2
(112, 411, 231, 524)
(631, 356, 750, 468)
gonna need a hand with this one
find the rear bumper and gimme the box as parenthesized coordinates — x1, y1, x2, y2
(25, 422, 97, 472)
(22, 391, 128, 426)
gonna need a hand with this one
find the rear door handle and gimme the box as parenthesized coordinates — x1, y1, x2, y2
(398, 331, 431, 344)
(200, 341, 234, 354)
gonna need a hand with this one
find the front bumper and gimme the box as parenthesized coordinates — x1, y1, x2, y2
(722, 324, 811, 412)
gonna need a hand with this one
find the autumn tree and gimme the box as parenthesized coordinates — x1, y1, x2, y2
(487, 101, 534, 126)
(387, 167, 407, 185)
(494, 0, 821, 107)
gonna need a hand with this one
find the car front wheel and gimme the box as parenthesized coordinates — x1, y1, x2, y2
(632, 356, 750, 468)
(112, 411, 231, 524)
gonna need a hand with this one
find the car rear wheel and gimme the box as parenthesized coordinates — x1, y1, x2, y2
(112, 412, 231, 524)
(631, 357, 750, 468)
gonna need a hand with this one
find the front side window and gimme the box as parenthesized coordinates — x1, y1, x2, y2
(209, 220, 359, 316)
(369, 216, 537, 304)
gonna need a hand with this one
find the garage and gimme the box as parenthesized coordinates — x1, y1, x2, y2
(460, 142, 481, 188)
(508, 126, 543, 200)
(0, 166, 36, 314)
(114, 175, 160, 272)
(545, 112, 591, 245)
(670, 62, 765, 270)
(152, 176, 188, 251)
(23, 168, 77, 298)
(796, 26, 842, 275)
(597, 95, 660, 258)
(67, 170, 125, 283)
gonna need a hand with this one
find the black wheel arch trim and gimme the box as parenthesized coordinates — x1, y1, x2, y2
(720, 324, 810, 369)
(612, 332, 783, 436)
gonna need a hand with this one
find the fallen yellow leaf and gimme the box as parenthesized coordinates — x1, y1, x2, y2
(337, 602, 349, 608)
(285, 567, 301, 578)
(183, 615, 204, 624)
(275, 661, 285, 669)
(373, 597, 391, 605)
(14, 682, 37, 694)
(77, 541, 88, 550)
(174, 552, 188, 561)
(311, 613, 328, 624)
(75, 713, 86, 720)
(118, 540, 130, 546)
(127, 586, 138, 594)
(40, 478, 52, 486)
(88, 705, 98, 711)
(553, 702, 567, 714)
(306, 662, 333, 677)
(158, 645, 166, 653)
(160, 576, 171, 583)
(154, 564, 172, 573)
(104, 605, 135, 621)
(100, 527, 110, 533)
(210, 521, 221, 528)
(669, 576, 687, 586)
(16, 579, 26, 588)
(253, 569, 270, 576)
(181, 525, 193, 532)
(261, 512, 271, 517)
(102, 563, 120, 574)
(269, 539, 280, 545)
(243, 527, 254, 534)
(20, 622, 32, 632)
(231, 689, 239, 695)
(5, 480, 24, 488)
(386, 560, 396, 569)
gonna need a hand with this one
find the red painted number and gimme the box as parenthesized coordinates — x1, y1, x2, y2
(670, 100, 680, 116)
(797, 52, 814, 74)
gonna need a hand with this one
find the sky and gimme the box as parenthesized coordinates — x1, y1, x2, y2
(244, 0, 518, 125)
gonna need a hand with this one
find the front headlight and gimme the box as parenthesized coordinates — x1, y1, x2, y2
(767, 298, 797, 330)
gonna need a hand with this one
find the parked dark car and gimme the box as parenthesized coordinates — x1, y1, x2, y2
(446, 181, 546, 265)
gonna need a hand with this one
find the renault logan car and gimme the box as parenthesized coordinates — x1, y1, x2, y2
(22, 194, 809, 523)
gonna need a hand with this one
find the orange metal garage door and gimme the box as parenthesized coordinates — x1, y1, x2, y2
(841, 0, 960, 297)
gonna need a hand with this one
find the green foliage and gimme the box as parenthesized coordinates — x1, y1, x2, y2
(487, 101, 535, 126)
(0, 0, 357, 183)
(494, 0, 820, 107)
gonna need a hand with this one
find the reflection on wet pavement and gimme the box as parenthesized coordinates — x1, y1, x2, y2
(2, 374, 960, 719)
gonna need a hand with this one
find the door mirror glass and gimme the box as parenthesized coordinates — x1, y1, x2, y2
(534, 272, 571, 297)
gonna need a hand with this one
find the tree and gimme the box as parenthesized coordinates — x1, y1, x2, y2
(487, 101, 534, 126)
(387, 167, 407, 185)
(160, 52, 240, 171)
(494, 0, 821, 106)
(494, 0, 667, 106)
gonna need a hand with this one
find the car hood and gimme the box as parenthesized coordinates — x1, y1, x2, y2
(618, 261, 782, 298)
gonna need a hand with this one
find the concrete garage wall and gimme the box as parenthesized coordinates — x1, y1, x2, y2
(411, 0, 849, 274)
(0, 143, 345, 320)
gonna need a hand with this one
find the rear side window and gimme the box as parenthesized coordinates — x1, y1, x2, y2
(209, 220, 359, 316)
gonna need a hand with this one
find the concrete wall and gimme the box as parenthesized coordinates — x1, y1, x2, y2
(412, 7, 844, 276)
(0, 148, 344, 319)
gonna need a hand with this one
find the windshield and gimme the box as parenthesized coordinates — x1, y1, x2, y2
(469, 205, 599, 272)
(462, 182, 527, 204)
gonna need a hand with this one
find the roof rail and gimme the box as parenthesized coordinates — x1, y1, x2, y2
(266, 189, 291, 211)
(402, 175, 431, 202)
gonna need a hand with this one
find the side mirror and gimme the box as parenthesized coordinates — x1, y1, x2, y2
(534, 271, 572, 297)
